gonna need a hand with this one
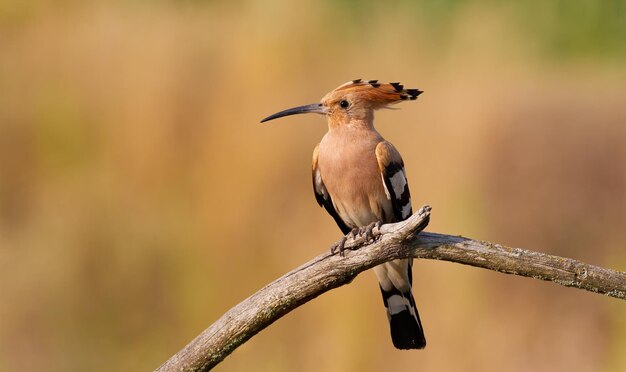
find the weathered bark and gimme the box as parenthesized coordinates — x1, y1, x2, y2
(155, 205, 626, 372)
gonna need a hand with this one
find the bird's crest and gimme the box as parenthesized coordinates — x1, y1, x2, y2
(260, 79, 422, 124)
(322, 79, 423, 109)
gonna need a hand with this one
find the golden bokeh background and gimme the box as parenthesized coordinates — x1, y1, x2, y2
(1, 1, 625, 371)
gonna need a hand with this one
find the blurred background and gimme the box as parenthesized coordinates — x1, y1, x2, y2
(1, 0, 625, 371)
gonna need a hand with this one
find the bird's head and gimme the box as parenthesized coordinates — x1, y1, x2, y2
(260, 79, 422, 128)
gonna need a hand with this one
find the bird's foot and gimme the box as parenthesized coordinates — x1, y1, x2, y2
(330, 235, 349, 257)
(330, 222, 382, 257)
(351, 222, 381, 242)
(362, 221, 382, 242)
(347, 227, 360, 240)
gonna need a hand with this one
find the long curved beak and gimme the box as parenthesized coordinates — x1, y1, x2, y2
(260, 103, 326, 123)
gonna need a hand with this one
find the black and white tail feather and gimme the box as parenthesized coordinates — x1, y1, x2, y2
(379, 263, 426, 349)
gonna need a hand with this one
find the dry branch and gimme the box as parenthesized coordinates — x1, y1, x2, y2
(155, 205, 626, 372)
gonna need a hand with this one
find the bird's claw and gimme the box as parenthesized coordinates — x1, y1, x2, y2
(348, 227, 359, 240)
(363, 221, 381, 242)
(330, 235, 348, 256)
(330, 221, 382, 256)
(352, 222, 381, 242)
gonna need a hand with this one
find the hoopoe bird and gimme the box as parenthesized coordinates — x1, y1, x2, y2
(261, 79, 425, 349)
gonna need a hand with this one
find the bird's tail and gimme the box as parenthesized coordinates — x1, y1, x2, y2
(376, 260, 426, 349)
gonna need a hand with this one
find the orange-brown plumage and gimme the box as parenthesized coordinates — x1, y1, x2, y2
(323, 79, 422, 109)
(315, 79, 422, 130)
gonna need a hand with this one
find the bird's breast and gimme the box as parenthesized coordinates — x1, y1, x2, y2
(317, 131, 393, 227)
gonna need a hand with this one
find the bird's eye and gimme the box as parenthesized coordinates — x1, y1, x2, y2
(339, 100, 350, 109)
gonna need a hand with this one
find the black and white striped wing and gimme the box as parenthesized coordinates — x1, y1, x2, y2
(375, 141, 412, 222)
(375, 141, 425, 349)
(312, 143, 352, 235)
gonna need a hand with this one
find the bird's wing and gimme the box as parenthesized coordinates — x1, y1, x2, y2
(375, 141, 413, 222)
(374, 141, 424, 348)
(312, 143, 352, 234)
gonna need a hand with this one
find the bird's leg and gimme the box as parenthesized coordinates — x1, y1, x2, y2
(331, 223, 382, 256)
(330, 235, 348, 256)
(352, 221, 382, 241)
(363, 221, 382, 242)
(331, 228, 359, 256)
(348, 227, 359, 239)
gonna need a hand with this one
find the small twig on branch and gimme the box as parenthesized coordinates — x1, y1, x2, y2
(155, 205, 626, 372)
